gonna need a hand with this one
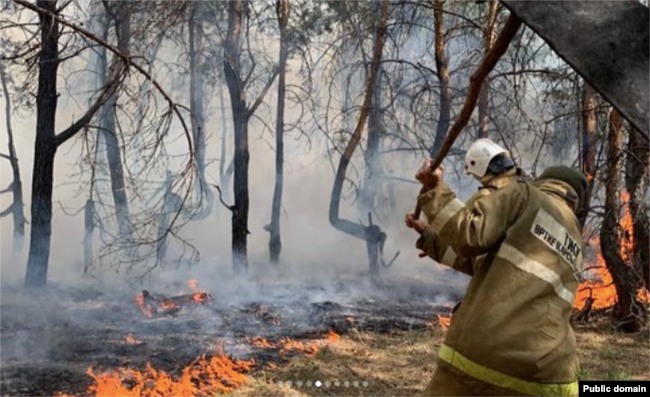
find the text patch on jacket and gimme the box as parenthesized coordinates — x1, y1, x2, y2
(530, 209, 581, 269)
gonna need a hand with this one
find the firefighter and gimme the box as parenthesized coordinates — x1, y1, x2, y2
(409, 138, 526, 274)
(408, 165, 587, 396)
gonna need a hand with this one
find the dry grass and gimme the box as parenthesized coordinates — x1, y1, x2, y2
(231, 323, 649, 397)
(574, 320, 650, 381)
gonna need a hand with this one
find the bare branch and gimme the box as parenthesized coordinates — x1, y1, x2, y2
(12, 0, 194, 157)
(55, 72, 122, 147)
(247, 67, 279, 118)
(210, 184, 234, 212)
(0, 203, 13, 218)
(1, 183, 13, 194)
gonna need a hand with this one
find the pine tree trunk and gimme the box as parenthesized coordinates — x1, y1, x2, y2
(223, 0, 249, 272)
(25, 0, 60, 287)
(431, 0, 452, 156)
(626, 126, 650, 291)
(477, 1, 498, 139)
(189, 4, 207, 186)
(268, 0, 290, 265)
(577, 83, 597, 228)
(83, 199, 95, 275)
(102, 1, 132, 241)
(601, 109, 644, 332)
(329, 0, 389, 280)
(0, 64, 25, 252)
(358, 1, 385, 224)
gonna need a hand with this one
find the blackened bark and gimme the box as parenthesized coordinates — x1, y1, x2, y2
(430, 0, 451, 157)
(267, 0, 290, 265)
(601, 109, 644, 332)
(477, 1, 498, 139)
(224, 0, 248, 272)
(25, 0, 60, 287)
(0, 64, 25, 251)
(24, 0, 120, 287)
(627, 126, 650, 291)
(83, 199, 95, 275)
(577, 83, 597, 228)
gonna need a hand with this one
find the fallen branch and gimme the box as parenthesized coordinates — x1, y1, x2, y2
(135, 290, 212, 318)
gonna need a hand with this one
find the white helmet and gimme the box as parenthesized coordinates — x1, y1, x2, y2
(464, 139, 508, 179)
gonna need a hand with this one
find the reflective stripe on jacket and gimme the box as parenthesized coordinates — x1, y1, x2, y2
(418, 179, 583, 396)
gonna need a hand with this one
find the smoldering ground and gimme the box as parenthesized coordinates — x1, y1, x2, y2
(0, 252, 468, 396)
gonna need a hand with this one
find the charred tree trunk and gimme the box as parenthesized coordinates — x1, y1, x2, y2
(83, 199, 95, 275)
(0, 64, 26, 252)
(626, 126, 650, 291)
(477, 0, 498, 139)
(329, 0, 390, 281)
(224, 0, 249, 272)
(24, 0, 61, 287)
(223, 0, 278, 271)
(101, 1, 132, 243)
(430, 0, 452, 157)
(601, 109, 644, 332)
(266, 0, 290, 265)
(577, 83, 597, 228)
(24, 0, 120, 287)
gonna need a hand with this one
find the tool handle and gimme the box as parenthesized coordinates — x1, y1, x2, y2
(412, 14, 522, 220)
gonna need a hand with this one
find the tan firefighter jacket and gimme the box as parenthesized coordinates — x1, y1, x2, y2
(417, 178, 583, 396)
(417, 167, 523, 275)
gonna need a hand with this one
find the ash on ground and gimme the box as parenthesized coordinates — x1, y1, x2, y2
(0, 274, 464, 396)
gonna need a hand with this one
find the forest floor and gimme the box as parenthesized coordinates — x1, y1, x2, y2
(233, 317, 650, 397)
(0, 274, 647, 396)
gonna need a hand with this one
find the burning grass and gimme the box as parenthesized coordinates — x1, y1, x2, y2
(66, 331, 341, 396)
(87, 352, 254, 396)
(1, 277, 452, 397)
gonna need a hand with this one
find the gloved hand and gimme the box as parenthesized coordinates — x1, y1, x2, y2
(405, 213, 426, 234)
(415, 160, 444, 190)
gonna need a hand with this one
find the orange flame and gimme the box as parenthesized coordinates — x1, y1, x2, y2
(86, 353, 253, 397)
(437, 314, 451, 331)
(192, 292, 211, 304)
(188, 279, 199, 291)
(327, 330, 341, 342)
(574, 191, 648, 310)
(125, 334, 142, 345)
(280, 338, 321, 356)
(248, 332, 339, 357)
(249, 337, 274, 349)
